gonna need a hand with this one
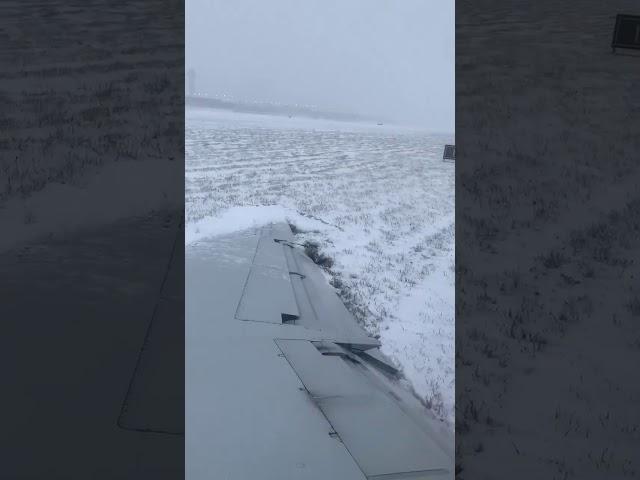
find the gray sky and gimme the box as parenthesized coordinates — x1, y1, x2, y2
(186, 0, 454, 132)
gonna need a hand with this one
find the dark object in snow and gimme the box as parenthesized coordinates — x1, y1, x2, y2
(443, 144, 455, 161)
(287, 221, 302, 234)
(303, 240, 334, 269)
(611, 14, 640, 53)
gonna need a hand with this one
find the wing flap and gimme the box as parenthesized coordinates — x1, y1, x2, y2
(275, 339, 450, 479)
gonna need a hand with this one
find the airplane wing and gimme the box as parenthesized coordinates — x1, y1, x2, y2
(186, 222, 454, 480)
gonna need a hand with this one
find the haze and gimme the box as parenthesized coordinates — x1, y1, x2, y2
(186, 0, 454, 132)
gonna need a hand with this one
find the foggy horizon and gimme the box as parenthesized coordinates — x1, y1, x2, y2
(186, 0, 454, 132)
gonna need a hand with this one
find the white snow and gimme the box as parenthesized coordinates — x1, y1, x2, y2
(186, 107, 455, 426)
(185, 204, 330, 244)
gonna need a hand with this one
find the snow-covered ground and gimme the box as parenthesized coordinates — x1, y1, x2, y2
(456, 0, 640, 477)
(186, 107, 455, 425)
(0, 0, 182, 252)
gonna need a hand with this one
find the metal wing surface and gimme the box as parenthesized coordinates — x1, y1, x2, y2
(186, 222, 454, 480)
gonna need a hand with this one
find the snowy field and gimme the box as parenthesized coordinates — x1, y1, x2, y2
(456, 0, 640, 477)
(186, 107, 455, 425)
(0, 0, 182, 252)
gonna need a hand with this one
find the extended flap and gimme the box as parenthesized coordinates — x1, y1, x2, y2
(275, 339, 450, 479)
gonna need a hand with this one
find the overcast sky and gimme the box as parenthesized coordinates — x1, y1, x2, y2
(186, 0, 454, 132)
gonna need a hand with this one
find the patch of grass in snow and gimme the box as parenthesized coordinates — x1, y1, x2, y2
(303, 240, 334, 269)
